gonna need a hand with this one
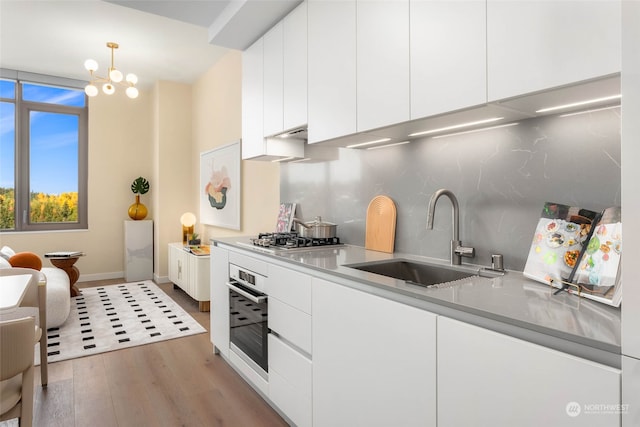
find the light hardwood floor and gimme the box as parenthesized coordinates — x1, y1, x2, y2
(28, 279, 288, 427)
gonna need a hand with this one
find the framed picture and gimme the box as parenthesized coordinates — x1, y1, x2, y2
(200, 141, 241, 229)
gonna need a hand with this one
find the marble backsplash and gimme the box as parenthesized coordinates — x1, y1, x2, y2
(280, 107, 621, 271)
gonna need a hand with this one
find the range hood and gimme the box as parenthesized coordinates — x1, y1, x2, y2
(244, 126, 307, 161)
(271, 126, 308, 141)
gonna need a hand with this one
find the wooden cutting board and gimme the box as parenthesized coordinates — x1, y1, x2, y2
(365, 195, 397, 253)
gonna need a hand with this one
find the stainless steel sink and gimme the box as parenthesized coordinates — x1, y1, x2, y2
(344, 259, 479, 288)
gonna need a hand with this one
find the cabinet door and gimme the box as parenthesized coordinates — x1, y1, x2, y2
(168, 244, 189, 289)
(438, 317, 621, 427)
(269, 334, 312, 427)
(312, 278, 437, 427)
(210, 245, 229, 357)
(189, 255, 210, 301)
(356, 0, 409, 132)
(487, 0, 621, 101)
(410, 0, 486, 119)
(308, 0, 357, 143)
(241, 38, 265, 159)
(283, 1, 307, 131)
(263, 22, 284, 137)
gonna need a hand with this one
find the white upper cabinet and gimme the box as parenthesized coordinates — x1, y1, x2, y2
(241, 38, 265, 159)
(308, 0, 357, 144)
(263, 23, 284, 137)
(410, 0, 487, 119)
(283, 1, 308, 131)
(487, 0, 621, 102)
(241, 7, 305, 161)
(357, 0, 410, 132)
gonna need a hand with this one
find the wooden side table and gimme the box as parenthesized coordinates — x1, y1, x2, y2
(45, 252, 85, 297)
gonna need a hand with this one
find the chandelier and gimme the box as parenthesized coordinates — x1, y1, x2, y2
(84, 42, 139, 99)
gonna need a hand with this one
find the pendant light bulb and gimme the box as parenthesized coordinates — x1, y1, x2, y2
(84, 59, 98, 72)
(84, 84, 98, 97)
(126, 73, 138, 85)
(102, 83, 115, 95)
(109, 68, 123, 83)
(126, 86, 139, 99)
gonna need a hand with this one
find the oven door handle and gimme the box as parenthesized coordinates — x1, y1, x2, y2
(227, 282, 267, 304)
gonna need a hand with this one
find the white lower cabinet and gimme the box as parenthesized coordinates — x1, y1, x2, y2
(437, 317, 621, 427)
(209, 245, 229, 357)
(269, 334, 312, 427)
(312, 277, 437, 427)
(267, 264, 313, 427)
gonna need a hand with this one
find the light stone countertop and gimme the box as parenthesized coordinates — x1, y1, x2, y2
(212, 237, 622, 368)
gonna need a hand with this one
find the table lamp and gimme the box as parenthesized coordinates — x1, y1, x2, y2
(180, 212, 197, 244)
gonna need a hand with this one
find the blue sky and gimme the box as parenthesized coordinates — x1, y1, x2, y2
(1, 81, 83, 194)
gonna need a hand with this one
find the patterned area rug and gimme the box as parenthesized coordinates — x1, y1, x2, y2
(36, 281, 206, 364)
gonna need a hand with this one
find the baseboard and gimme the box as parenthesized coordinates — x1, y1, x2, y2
(77, 271, 124, 282)
(78, 272, 171, 284)
(155, 274, 170, 284)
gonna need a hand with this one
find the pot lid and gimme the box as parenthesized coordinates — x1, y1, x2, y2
(308, 216, 336, 226)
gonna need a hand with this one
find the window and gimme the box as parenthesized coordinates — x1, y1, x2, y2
(0, 71, 88, 232)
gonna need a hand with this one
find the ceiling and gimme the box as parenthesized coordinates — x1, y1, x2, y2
(0, 0, 301, 90)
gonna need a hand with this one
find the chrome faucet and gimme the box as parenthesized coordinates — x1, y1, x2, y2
(426, 189, 475, 265)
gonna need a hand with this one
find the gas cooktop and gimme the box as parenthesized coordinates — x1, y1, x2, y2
(236, 232, 344, 253)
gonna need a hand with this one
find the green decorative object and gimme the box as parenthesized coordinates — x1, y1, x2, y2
(131, 176, 150, 195)
(128, 176, 149, 220)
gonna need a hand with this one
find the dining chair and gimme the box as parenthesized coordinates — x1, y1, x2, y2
(0, 268, 48, 386)
(0, 316, 37, 427)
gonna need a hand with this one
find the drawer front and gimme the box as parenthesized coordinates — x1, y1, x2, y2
(228, 251, 268, 277)
(269, 334, 312, 393)
(270, 370, 312, 427)
(269, 334, 312, 427)
(269, 298, 312, 354)
(267, 264, 312, 314)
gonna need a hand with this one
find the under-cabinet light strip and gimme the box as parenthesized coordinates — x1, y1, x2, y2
(346, 138, 392, 149)
(559, 104, 621, 118)
(271, 157, 296, 163)
(366, 141, 411, 150)
(535, 94, 621, 113)
(431, 122, 520, 139)
(409, 117, 504, 137)
(289, 157, 311, 163)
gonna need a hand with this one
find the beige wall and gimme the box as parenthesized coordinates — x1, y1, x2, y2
(153, 80, 192, 282)
(2, 49, 280, 283)
(191, 50, 280, 247)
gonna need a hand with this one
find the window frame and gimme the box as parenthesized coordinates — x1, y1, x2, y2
(1, 69, 89, 232)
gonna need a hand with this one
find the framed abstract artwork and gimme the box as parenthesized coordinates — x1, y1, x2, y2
(200, 141, 241, 229)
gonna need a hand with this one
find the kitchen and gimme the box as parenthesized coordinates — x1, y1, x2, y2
(209, 1, 639, 427)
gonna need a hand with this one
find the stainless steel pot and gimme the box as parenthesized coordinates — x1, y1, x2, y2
(293, 216, 337, 238)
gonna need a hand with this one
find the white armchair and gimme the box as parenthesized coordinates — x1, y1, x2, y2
(0, 316, 37, 427)
(0, 268, 48, 386)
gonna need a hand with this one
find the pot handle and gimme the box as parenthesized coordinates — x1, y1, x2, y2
(292, 218, 311, 228)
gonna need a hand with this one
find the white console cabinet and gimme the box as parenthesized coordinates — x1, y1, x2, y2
(168, 242, 210, 311)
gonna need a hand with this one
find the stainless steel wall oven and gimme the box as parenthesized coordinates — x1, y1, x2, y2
(227, 263, 269, 380)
